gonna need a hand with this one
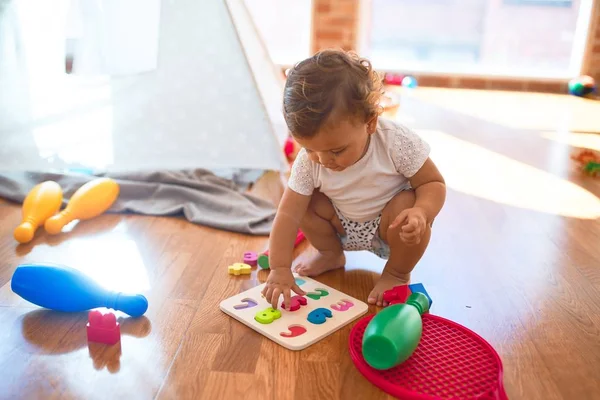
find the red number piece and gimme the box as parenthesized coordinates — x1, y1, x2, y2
(281, 295, 307, 311)
(280, 325, 307, 338)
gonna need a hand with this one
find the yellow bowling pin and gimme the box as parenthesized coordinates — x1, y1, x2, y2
(14, 181, 63, 243)
(44, 178, 119, 234)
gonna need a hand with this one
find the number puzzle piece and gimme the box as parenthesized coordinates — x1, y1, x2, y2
(331, 299, 354, 311)
(280, 325, 307, 338)
(228, 263, 251, 276)
(258, 254, 269, 269)
(254, 307, 281, 324)
(295, 278, 306, 286)
(281, 295, 307, 311)
(233, 298, 258, 310)
(306, 289, 329, 300)
(307, 307, 332, 324)
(243, 251, 258, 266)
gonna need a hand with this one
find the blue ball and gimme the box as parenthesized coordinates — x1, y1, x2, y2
(401, 76, 418, 88)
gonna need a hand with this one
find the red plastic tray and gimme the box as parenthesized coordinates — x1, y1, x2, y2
(349, 314, 508, 399)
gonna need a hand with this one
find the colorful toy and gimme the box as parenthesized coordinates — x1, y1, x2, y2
(583, 161, 600, 176)
(257, 252, 270, 269)
(384, 73, 404, 85)
(87, 310, 121, 345)
(281, 295, 307, 311)
(242, 251, 258, 266)
(568, 75, 596, 97)
(255, 307, 281, 324)
(401, 76, 418, 88)
(307, 307, 333, 324)
(45, 178, 119, 234)
(258, 230, 306, 270)
(362, 292, 429, 370)
(11, 263, 148, 317)
(228, 263, 251, 275)
(14, 181, 63, 244)
(571, 149, 600, 177)
(382, 283, 432, 308)
(220, 274, 368, 350)
(283, 136, 300, 164)
(349, 301, 507, 399)
(382, 285, 409, 305)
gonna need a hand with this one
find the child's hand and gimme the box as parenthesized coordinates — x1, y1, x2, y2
(389, 207, 428, 246)
(261, 268, 306, 310)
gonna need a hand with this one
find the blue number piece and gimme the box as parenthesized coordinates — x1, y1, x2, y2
(307, 307, 332, 324)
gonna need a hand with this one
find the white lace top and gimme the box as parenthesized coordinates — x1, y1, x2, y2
(288, 118, 430, 222)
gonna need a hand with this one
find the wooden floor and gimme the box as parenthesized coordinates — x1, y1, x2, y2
(1, 89, 600, 400)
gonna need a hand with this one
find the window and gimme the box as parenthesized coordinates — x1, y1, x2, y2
(364, 0, 592, 78)
(243, 0, 312, 66)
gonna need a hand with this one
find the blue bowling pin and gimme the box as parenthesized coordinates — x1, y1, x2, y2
(11, 263, 148, 317)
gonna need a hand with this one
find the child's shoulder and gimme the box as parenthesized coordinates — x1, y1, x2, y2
(375, 117, 424, 149)
(375, 117, 430, 176)
(376, 117, 416, 140)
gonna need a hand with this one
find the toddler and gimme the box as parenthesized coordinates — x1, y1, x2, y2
(262, 49, 446, 309)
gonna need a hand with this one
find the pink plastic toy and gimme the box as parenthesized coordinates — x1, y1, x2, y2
(243, 251, 258, 266)
(87, 310, 120, 345)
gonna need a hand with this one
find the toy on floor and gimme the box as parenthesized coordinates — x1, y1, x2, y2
(11, 263, 148, 317)
(382, 283, 432, 308)
(401, 76, 418, 88)
(87, 310, 121, 345)
(568, 75, 596, 97)
(228, 263, 251, 275)
(349, 287, 507, 399)
(383, 73, 404, 85)
(258, 230, 305, 270)
(362, 292, 429, 370)
(220, 274, 368, 350)
(284, 136, 300, 164)
(571, 149, 600, 177)
(243, 251, 258, 266)
(45, 177, 120, 234)
(14, 181, 63, 244)
(583, 162, 600, 176)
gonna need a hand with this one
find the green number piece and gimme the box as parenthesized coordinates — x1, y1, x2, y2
(254, 307, 281, 324)
(306, 289, 329, 300)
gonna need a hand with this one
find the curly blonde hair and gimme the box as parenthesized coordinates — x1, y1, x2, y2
(283, 49, 384, 138)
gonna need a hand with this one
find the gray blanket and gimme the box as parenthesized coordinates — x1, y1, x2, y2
(0, 170, 275, 235)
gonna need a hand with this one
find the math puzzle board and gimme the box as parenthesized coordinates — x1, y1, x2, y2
(220, 275, 369, 350)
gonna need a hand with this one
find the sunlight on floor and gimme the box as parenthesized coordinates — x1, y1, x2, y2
(419, 129, 600, 219)
(62, 236, 151, 293)
(405, 88, 600, 133)
(539, 130, 600, 152)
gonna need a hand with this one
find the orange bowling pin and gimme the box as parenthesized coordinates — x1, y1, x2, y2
(14, 181, 63, 243)
(44, 178, 119, 234)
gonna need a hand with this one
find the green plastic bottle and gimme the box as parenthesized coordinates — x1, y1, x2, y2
(362, 292, 430, 370)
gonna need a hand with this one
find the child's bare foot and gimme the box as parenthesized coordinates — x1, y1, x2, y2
(294, 250, 346, 276)
(368, 269, 410, 306)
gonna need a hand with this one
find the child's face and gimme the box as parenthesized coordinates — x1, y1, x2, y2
(294, 115, 377, 172)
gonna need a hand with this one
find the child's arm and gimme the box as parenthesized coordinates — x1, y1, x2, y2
(390, 158, 446, 245)
(260, 187, 310, 309)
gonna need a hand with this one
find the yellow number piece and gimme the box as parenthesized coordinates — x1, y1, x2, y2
(255, 307, 282, 324)
(228, 263, 251, 276)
